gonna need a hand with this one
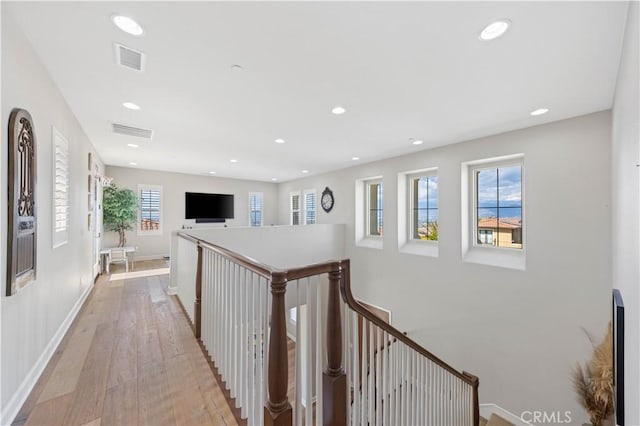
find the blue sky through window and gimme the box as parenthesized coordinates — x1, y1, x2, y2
(477, 165, 522, 220)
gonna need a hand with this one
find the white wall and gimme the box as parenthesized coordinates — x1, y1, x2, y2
(612, 2, 640, 425)
(277, 111, 612, 424)
(180, 224, 346, 269)
(104, 166, 279, 259)
(1, 11, 103, 424)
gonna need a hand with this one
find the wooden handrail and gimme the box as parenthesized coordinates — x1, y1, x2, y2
(339, 258, 477, 386)
(178, 232, 344, 282)
(178, 232, 273, 278)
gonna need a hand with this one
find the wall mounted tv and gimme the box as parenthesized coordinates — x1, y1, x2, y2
(185, 192, 234, 223)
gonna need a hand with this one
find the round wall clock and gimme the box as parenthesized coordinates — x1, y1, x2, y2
(321, 187, 335, 213)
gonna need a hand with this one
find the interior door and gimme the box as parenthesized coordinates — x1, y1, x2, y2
(92, 162, 102, 277)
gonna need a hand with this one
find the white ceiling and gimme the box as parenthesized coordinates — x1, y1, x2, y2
(5, 1, 629, 182)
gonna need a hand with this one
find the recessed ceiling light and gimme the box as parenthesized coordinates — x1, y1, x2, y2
(122, 102, 140, 110)
(112, 15, 144, 36)
(127, 143, 138, 148)
(129, 162, 137, 166)
(530, 108, 549, 116)
(352, 156, 360, 161)
(271, 178, 278, 181)
(230, 64, 244, 71)
(412, 140, 424, 145)
(230, 159, 238, 163)
(208, 171, 216, 174)
(332, 106, 346, 115)
(302, 170, 309, 174)
(479, 19, 510, 41)
(275, 138, 285, 144)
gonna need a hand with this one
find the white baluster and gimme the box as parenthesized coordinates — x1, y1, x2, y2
(345, 304, 352, 425)
(315, 276, 324, 425)
(295, 279, 302, 426)
(360, 317, 367, 426)
(305, 278, 313, 425)
(351, 312, 360, 426)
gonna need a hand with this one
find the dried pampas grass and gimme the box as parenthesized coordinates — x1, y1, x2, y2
(572, 322, 614, 426)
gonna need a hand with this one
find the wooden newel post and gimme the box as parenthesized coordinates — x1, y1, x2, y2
(194, 244, 203, 339)
(463, 371, 480, 426)
(323, 267, 347, 425)
(264, 272, 293, 426)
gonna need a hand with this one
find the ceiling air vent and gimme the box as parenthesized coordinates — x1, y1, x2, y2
(111, 122, 153, 139)
(114, 43, 145, 71)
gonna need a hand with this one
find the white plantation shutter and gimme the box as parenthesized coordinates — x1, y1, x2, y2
(304, 190, 316, 224)
(290, 192, 301, 225)
(139, 185, 162, 234)
(249, 192, 263, 227)
(52, 128, 69, 248)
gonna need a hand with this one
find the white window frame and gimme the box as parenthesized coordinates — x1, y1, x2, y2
(290, 191, 301, 225)
(52, 127, 70, 248)
(303, 189, 317, 225)
(462, 154, 525, 270)
(138, 184, 163, 236)
(397, 168, 439, 257)
(248, 192, 264, 227)
(366, 179, 384, 238)
(408, 171, 439, 242)
(355, 176, 383, 249)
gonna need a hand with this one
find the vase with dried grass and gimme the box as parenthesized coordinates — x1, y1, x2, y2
(572, 322, 614, 426)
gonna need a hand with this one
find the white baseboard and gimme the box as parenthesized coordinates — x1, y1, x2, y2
(480, 403, 533, 426)
(132, 254, 169, 262)
(0, 282, 94, 426)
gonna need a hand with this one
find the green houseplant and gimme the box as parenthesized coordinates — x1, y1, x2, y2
(103, 184, 139, 247)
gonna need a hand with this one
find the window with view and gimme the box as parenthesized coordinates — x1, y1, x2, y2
(52, 128, 69, 248)
(139, 185, 162, 234)
(410, 174, 438, 241)
(249, 192, 263, 227)
(367, 181, 383, 236)
(290, 191, 301, 225)
(475, 163, 522, 249)
(304, 190, 316, 225)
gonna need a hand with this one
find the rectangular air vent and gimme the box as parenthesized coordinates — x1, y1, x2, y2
(111, 123, 153, 139)
(114, 43, 145, 71)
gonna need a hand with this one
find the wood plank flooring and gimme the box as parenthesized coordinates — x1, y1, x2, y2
(12, 260, 238, 426)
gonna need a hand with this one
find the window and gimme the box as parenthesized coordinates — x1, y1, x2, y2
(304, 190, 316, 225)
(290, 191, 301, 225)
(355, 176, 383, 249)
(138, 184, 162, 235)
(367, 180, 384, 237)
(410, 174, 438, 241)
(478, 229, 493, 244)
(474, 163, 523, 249)
(249, 192, 263, 227)
(52, 128, 69, 248)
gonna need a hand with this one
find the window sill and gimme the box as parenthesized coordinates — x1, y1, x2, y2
(463, 246, 525, 270)
(356, 237, 383, 250)
(399, 240, 438, 258)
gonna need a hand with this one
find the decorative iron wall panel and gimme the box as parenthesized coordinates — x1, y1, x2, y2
(7, 108, 37, 296)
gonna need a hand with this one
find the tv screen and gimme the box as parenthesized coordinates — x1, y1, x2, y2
(185, 192, 234, 221)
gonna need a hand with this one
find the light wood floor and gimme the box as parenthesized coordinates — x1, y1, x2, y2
(12, 259, 239, 426)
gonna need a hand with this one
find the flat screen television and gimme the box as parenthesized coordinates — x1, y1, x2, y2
(185, 192, 234, 223)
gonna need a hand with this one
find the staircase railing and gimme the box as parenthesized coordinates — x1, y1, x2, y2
(341, 259, 479, 426)
(175, 232, 479, 426)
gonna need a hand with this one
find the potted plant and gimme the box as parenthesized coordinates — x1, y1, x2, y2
(103, 184, 138, 247)
(572, 323, 614, 426)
